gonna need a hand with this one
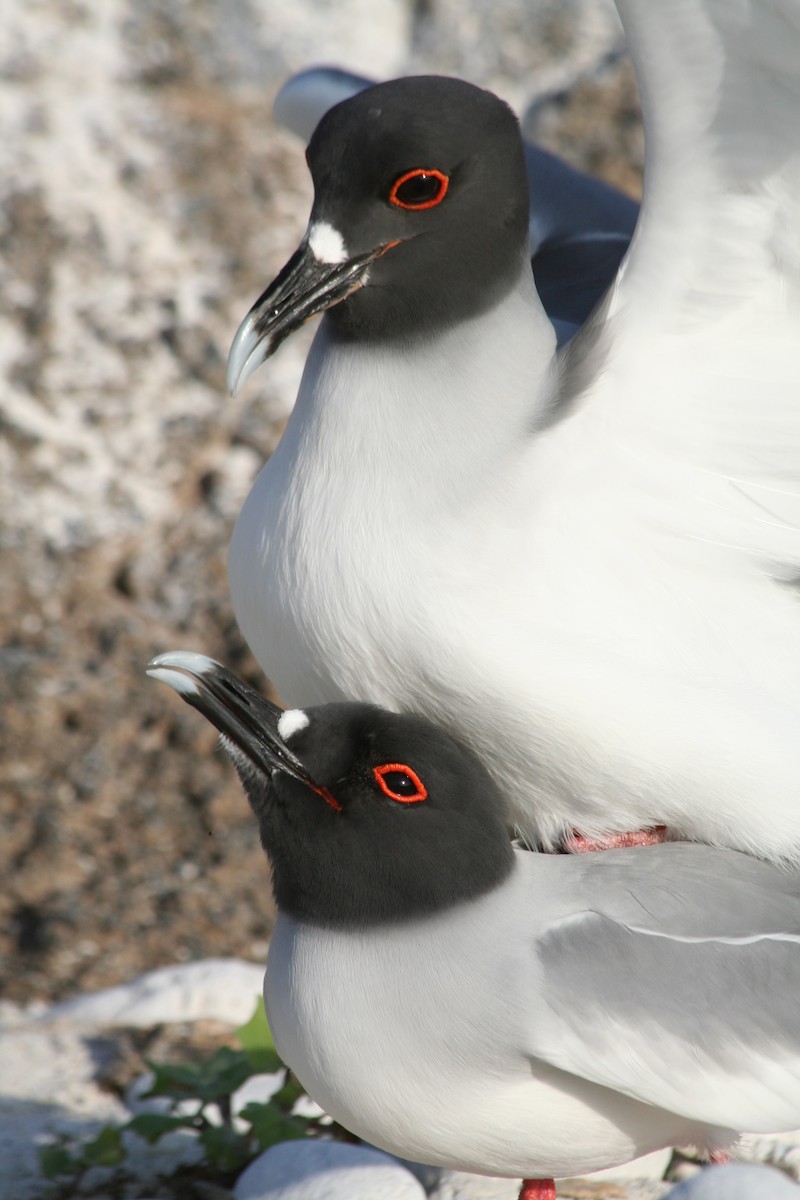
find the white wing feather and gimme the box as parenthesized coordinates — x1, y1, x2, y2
(548, 0, 800, 570)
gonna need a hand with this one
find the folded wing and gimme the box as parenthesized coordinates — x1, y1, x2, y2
(528, 845, 800, 1132)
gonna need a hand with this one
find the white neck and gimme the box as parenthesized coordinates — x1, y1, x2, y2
(277, 262, 557, 516)
(229, 262, 556, 705)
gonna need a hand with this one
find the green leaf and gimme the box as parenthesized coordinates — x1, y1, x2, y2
(39, 1145, 77, 1180)
(271, 1074, 304, 1112)
(240, 1101, 309, 1149)
(125, 1112, 198, 1144)
(144, 1048, 254, 1104)
(235, 997, 283, 1074)
(143, 1058, 206, 1099)
(199, 1123, 250, 1171)
(80, 1125, 126, 1167)
(195, 1046, 255, 1100)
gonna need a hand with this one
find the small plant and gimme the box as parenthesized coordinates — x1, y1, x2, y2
(40, 998, 318, 1192)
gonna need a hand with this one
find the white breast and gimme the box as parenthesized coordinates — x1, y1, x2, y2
(230, 275, 800, 860)
(263, 870, 705, 1179)
(228, 267, 552, 714)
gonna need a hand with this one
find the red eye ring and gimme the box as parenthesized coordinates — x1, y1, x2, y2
(389, 168, 449, 211)
(373, 763, 428, 804)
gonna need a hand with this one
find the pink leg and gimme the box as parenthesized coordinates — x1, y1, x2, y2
(708, 1151, 730, 1165)
(519, 1180, 556, 1200)
(564, 825, 668, 853)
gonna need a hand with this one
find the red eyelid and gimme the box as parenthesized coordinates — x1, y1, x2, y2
(373, 763, 428, 804)
(389, 168, 449, 211)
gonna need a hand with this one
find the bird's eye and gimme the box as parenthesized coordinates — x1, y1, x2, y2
(389, 169, 449, 211)
(372, 762, 428, 804)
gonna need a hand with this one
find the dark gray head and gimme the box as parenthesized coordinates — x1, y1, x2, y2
(148, 653, 514, 929)
(228, 76, 530, 394)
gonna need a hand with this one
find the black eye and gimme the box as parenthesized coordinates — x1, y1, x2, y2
(389, 169, 449, 211)
(373, 762, 428, 804)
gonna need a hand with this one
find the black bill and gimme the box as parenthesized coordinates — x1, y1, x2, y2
(227, 237, 393, 396)
(146, 651, 320, 790)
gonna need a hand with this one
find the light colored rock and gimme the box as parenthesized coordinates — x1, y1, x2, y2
(407, 0, 624, 113)
(0, 958, 269, 1199)
(233, 1071, 287, 1113)
(388, 1156, 444, 1192)
(234, 1140, 426, 1200)
(0, 1019, 202, 1200)
(0, 0, 410, 554)
(0, 1023, 127, 1200)
(231, 1070, 289, 1133)
(737, 1132, 800, 1182)
(665, 1164, 800, 1198)
(247, 0, 409, 82)
(292, 1095, 328, 1121)
(430, 1171, 520, 1199)
(46, 958, 265, 1028)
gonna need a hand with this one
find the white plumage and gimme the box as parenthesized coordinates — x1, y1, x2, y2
(229, 0, 800, 858)
(265, 845, 800, 1178)
(147, 653, 800, 1185)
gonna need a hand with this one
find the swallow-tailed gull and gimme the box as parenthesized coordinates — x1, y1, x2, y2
(227, 0, 800, 861)
(148, 650, 800, 1200)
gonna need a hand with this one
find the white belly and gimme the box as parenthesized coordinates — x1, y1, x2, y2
(264, 906, 706, 1179)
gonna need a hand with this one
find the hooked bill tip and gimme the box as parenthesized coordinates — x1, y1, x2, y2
(147, 666, 201, 697)
(146, 650, 221, 696)
(227, 311, 273, 398)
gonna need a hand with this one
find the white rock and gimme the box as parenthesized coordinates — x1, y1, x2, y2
(292, 1095, 329, 1121)
(0, 959, 269, 1199)
(231, 1071, 289, 1133)
(429, 1172, 519, 1200)
(404, 0, 623, 113)
(666, 1164, 800, 1198)
(47, 958, 265, 1028)
(234, 1140, 426, 1200)
(233, 1071, 287, 1114)
(248, 0, 408, 82)
(0, 1025, 127, 1200)
(737, 1132, 800, 1182)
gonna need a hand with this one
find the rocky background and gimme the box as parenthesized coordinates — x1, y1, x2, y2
(0, 0, 643, 1009)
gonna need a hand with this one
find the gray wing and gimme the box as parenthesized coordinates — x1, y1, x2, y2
(272, 66, 638, 341)
(527, 844, 800, 1133)
(521, 140, 637, 338)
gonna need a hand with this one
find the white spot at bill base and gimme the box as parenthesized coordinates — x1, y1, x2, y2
(308, 221, 348, 264)
(278, 708, 310, 741)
